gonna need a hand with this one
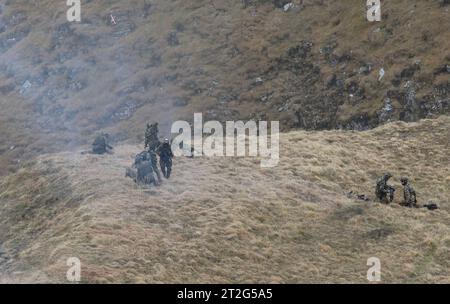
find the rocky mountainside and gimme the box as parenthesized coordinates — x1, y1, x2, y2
(0, 0, 449, 174)
(0, 117, 449, 283)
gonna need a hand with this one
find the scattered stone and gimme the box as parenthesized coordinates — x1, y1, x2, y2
(383, 98, 393, 112)
(378, 68, 385, 81)
(359, 64, 372, 75)
(283, 3, 294, 11)
(254, 77, 263, 85)
(379, 98, 394, 123)
(260, 91, 273, 102)
(345, 80, 364, 97)
(272, 0, 292, 8)
(19, 80, 32, 94)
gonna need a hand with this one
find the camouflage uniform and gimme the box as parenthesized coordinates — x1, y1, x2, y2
(92, 133, 113, 154)
(133, 150, 161, 185)
(157, 139, 174, 178)
(145, 123, 161, 151)
(375, 173, 395, 204)
(136, 160, 157, 186)
(401, 177, 417, 208)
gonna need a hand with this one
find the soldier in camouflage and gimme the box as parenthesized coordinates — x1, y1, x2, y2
(92, 133, 113, 155)
(400, 177, 417, 208)
(126, 150, 160, 186)
(136, 160, 157, 186)
(375, 173, 395, 204)
(157, 138, 174, 178)
(145, 122, 161, 152)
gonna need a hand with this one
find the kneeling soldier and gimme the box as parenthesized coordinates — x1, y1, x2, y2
(400, 177, 417, 208)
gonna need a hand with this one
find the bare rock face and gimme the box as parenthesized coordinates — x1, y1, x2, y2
(378, 98, 394, 124)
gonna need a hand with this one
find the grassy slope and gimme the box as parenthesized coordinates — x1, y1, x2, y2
(0, 117, 448, 283)
(0, 0, 449, 174)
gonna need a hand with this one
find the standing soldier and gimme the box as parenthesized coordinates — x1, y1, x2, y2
(400, 177, 417, 208)
(145, 122, 161, 151)
(136, 159, 157, 187)
(129, 150, 160, 186)
(157, 138, 174, 178)
(375, 173, 395, 204)
(144, 122, 162, 183)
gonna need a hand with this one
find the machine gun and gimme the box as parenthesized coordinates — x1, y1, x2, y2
(423, 203, 439, 211)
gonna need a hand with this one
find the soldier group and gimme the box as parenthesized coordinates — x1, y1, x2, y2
(90, 130, 438, 207)
(375, 173, 437, 210)
(125, 122, 174, 187)
(91, 123, 174, 188)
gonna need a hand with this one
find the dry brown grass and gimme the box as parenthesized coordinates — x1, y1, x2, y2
(0, 117, 449, 283)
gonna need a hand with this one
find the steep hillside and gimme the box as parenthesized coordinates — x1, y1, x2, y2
(0, 117, 449, 283)
(0, 0, 449, 174)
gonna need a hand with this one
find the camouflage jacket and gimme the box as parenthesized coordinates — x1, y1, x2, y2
(375, 177, 388, 197)
(145, 124, 159, 150)
(403, 183, 417, 205)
